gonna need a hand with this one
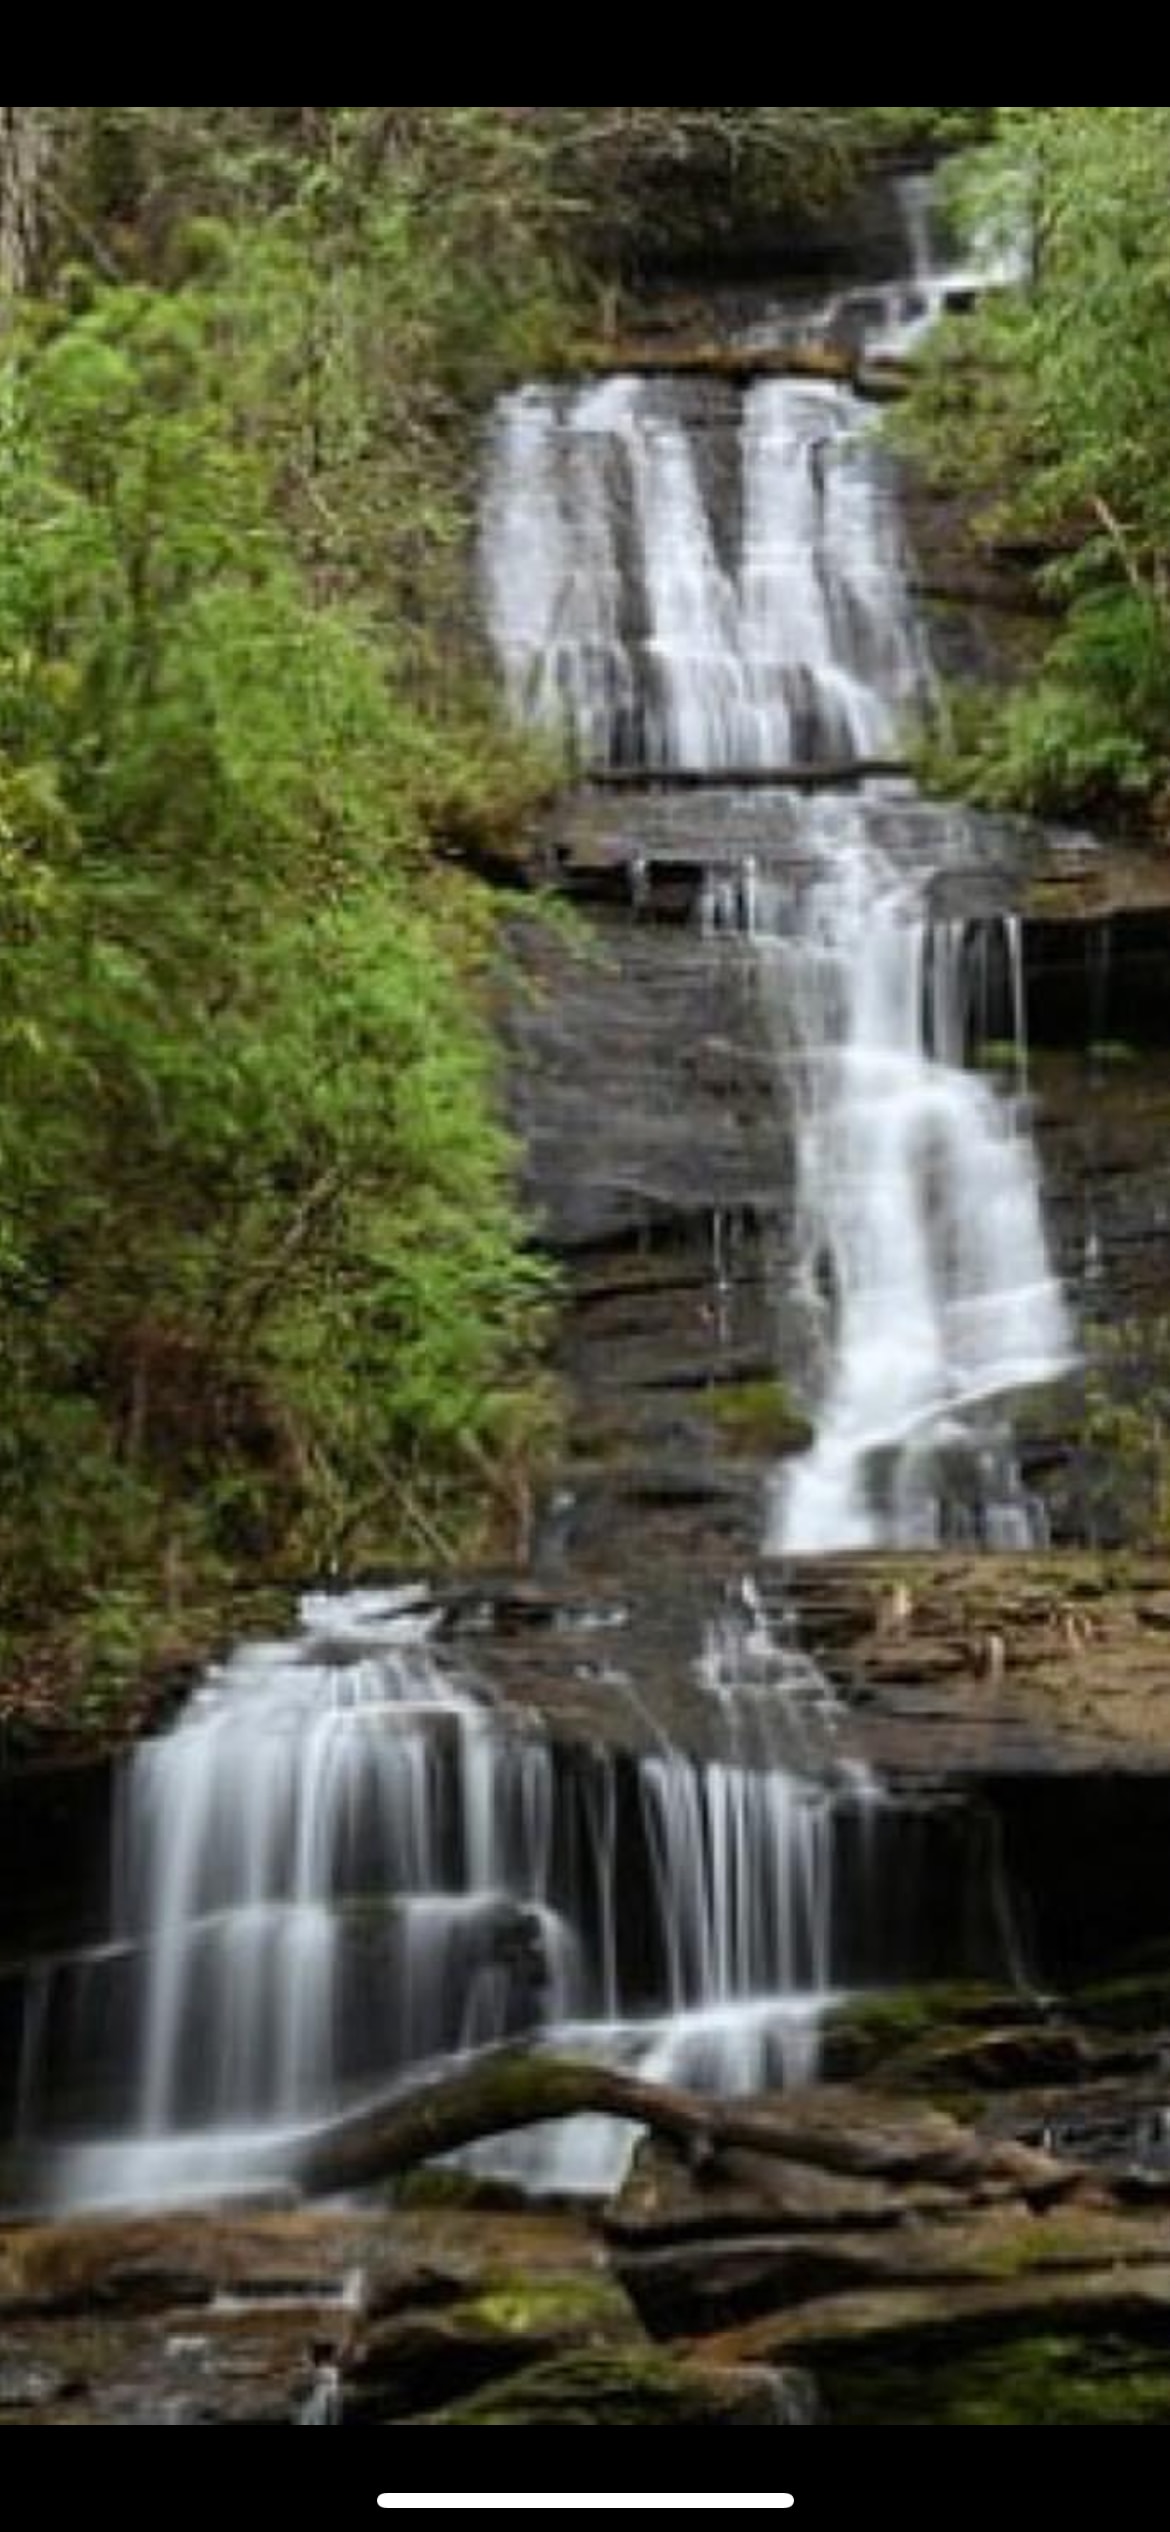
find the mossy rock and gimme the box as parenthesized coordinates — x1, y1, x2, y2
(828, 2336, 1170, 2427)
(416, 2352, 813, 2426)
(458, 2272, 636, 2346)
(394, 2170, 530, 2217)
(346, 2264, 642, 2423)
(344, 2312, 554, 2424)
(701, 1381, 815, 1459)
(1072, 1955, 1170, 2035)
(974, 1040, 1026, 1076)
(822, 1986, 1026, 2083)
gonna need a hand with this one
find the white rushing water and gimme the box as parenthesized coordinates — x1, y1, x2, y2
(706, 814, 1071, 1550)
(36, 1589, 839, 2210)
(484, 174, 1072, 1552)
(739, 170, 1029, 363)
(482, 374, 926, 771)
(865, 171, 1029, 360)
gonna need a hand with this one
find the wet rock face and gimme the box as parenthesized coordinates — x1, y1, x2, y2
(1028, 908, 1170, 1053)
(503, 902, 796, 1582)
(0, 1761, 112, 1962)
(640, 163, 947, 295)
(507, 849, 1170, 1583)
(507, 908, 784, 1255)
(0, 2211, 371, 2426)
(0, 2363, 67, 2412)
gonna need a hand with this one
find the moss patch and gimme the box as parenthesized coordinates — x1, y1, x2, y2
(420, 2351, 796, 2427)
(824, 1985, 1020, 2078)
(393, 2171, 529, 2218)
(1072, 1967, 1170, 2035)
(974, 1040, 1025, 1076)
(701, 1380, 815, 1459)
(462, 2272, 635, 2346)
(828, 2336, 1170, 2427)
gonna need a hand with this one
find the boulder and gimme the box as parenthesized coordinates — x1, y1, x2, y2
(411, 2351, 818, 2427)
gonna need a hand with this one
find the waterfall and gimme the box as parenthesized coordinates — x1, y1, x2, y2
(482, 376, 927, 770)
(27, 1588, 840, 2211)
(705, 816, 1070, 1551)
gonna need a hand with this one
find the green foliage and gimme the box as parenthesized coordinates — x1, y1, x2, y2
(1081, 1318, 1170, 1543)
(920, 651, 1164, 818)
(829, 2338, 1170, 2428)
(0, 118, 567, 1692)
(529, 108, 927, 262)
(859, 107, 997, 150)
(898, 108, 1170, 816)
(703, 1379, 814, 1457)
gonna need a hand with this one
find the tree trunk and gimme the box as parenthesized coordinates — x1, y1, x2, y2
(0, 106, 49, 298)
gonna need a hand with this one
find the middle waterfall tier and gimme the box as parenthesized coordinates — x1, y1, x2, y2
(704, 798, 1073, 1552)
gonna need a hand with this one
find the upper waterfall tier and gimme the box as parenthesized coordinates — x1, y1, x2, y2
(482, 375, 930, 774)
(741, 170, 1029, 363)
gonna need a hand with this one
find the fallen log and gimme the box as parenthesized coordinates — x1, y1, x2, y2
(574, 346, 912, 405)
(579, 344, 852, 389)
(297, 2052, 722, 2197)
(289, 2047, 1082, 2206)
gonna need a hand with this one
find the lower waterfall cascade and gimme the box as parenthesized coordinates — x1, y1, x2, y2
(21, 1587, 850, 2210)
(6, 171, 1077, 2217)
